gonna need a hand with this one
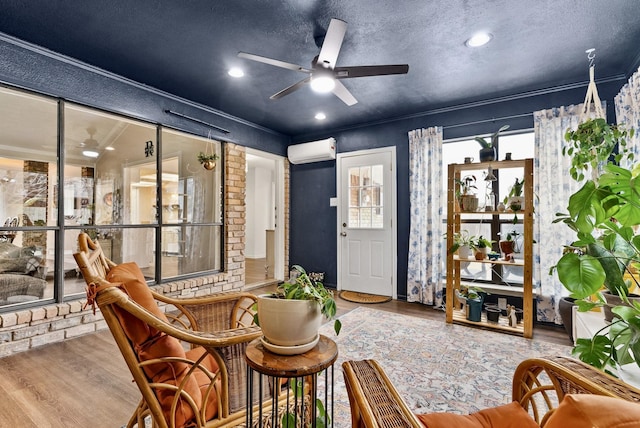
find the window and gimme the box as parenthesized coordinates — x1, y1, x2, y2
(0, 85, 225, 310)
(0, 87, 57, 304)
(442, 131, 534, 285)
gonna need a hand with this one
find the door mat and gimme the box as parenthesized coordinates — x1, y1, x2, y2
(339, 290, 392, 304)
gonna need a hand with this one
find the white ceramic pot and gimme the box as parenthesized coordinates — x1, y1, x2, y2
(257, 294, 322, 347)
(458, 245, 471, 259)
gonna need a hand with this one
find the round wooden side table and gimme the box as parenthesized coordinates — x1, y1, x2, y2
(245, 334, 338, 427)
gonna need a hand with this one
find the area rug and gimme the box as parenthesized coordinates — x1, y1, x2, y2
(339, 290, 392, 304)
(318, 306, 572, 427)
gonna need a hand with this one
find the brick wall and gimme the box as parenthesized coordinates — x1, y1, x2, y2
(0, 143, 264, 358)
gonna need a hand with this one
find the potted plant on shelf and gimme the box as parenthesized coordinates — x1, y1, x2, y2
(456, 175, 478, 211)
(255, 265, 341, 355)
(474, 124, 510, 162)
(473, 235, 494, 260)
(552, 118, 640, 374)
(455, 286, 486, 322)
(446, 230, 475, 260)
(498, 230, 520, 261)
(197, 152, 219, 170)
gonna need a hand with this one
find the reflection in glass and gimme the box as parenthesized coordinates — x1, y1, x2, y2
(0, 87, 57, 307)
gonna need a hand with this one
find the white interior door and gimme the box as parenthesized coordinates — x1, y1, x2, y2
(338, 147, 396, 297)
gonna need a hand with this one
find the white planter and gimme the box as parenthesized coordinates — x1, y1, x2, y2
(257, 294, 322, 347)
(458, 245, 471, 259)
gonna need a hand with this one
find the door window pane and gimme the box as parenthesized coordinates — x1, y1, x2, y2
(348, 164, 384, 229)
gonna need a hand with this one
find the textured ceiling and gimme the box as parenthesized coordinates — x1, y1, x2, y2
(0, 0, 639, 136)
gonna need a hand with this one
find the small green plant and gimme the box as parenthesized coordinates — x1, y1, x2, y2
(473, 235, 494, 250)
(474, 125, 510, 148)
(445, 230, 476, 254)
(197, 152, 219, 164)
(282, 379, 331, 427)
(455, 175, 477, 196)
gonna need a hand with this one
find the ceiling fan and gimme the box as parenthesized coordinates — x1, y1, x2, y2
(78, 127, 100, 158)
(238, 18, 409, 106)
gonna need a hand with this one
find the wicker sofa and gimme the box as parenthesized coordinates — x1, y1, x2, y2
(342, 356, 640, 427)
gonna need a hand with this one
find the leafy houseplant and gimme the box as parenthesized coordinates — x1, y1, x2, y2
(552, 118, 640, 373)
(475, 124, 510, 162)
(255, 265, 341, 343)
(197, 152, 219, 170)
(473, 235, 494, 260)
(446, 230, 475, 255)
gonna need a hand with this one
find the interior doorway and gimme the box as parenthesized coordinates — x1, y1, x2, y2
(245, 148, 285, 288)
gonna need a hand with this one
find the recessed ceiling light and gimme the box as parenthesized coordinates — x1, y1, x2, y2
(105, 146, 115, 151)
(310, 76, 335, 93)
(315, 112, 326, 120)
(465, 32, 493, 47)
(228, 67, 244, 78)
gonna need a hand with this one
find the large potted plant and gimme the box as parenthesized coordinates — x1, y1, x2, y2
(553, 118, 640, 373)
(255, 265, 341, 354)
(474, 124, 510, 162)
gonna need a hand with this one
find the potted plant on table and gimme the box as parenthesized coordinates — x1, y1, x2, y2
(552, 118, 640, 374)
(474, 124, 510, 162)
(255, 265, 341, 355)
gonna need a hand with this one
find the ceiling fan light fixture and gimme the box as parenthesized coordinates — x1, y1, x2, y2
(82, 150, 100, 158)
(466, 32, 493, 47)
(310, 75, 335, 93)
(228, 67, 244, 78)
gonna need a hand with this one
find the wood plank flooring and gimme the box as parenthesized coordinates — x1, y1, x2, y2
(0, 285, 571, 427)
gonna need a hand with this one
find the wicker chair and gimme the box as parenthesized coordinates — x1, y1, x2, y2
(342, 356, 640, 427)
(73, 232, 272, 428)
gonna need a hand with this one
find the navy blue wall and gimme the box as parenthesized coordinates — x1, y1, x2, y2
(289, 80, 626, 298)
(0, 37, 290, 153)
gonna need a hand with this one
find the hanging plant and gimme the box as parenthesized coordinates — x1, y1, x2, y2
(197, 152, 219, 170)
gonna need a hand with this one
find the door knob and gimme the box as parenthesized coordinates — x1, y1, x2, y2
(340, 232, 347, 236)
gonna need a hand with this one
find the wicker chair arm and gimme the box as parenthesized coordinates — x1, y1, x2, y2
(96, 286, 262, 347)
(342, 360, 423, 428)
(512, 356, 640, 426)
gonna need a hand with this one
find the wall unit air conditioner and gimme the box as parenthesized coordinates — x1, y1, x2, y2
(287, 137, 336, 164)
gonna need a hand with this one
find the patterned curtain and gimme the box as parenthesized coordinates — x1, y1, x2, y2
(533, 105, 590, 324)
(407, 127, 443, 305)
(615, 66, 640, 156)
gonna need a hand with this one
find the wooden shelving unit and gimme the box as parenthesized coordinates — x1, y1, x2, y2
(445, 158, 534, 338)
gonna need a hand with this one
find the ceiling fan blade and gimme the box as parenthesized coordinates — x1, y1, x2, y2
(270, 76, 311, 100)
(316, 18, 347, 69)
(238, 52, 311, 73)
(332, 80, 358, 106)
(334, 64, 409, 78)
